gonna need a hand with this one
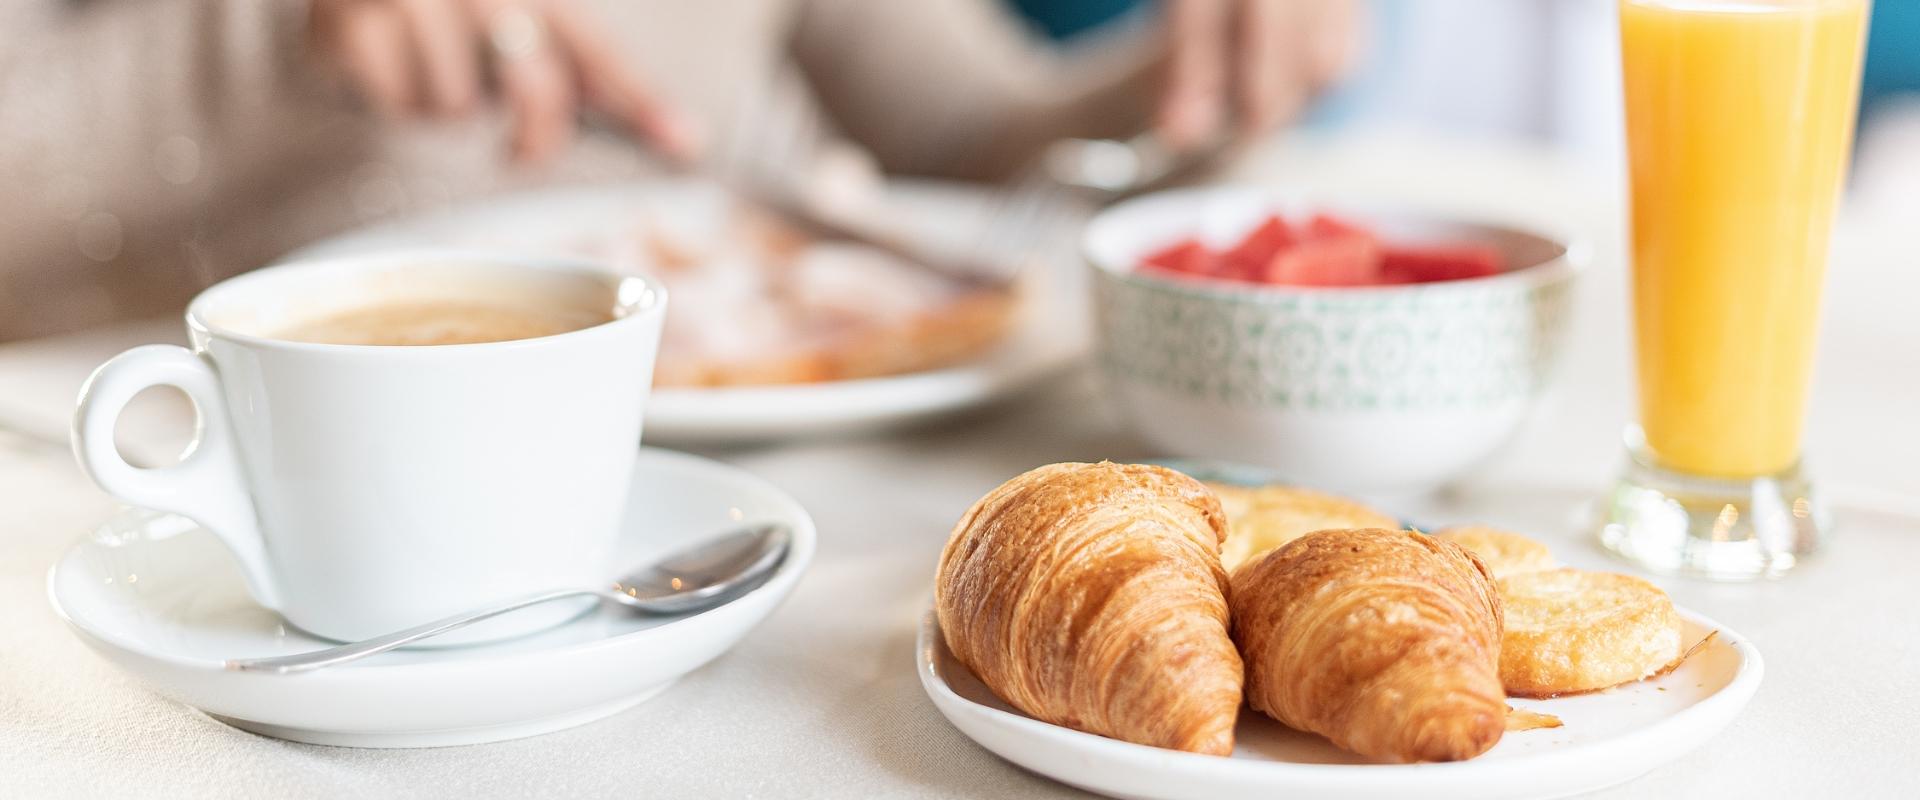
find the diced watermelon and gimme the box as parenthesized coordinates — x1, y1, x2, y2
(1212, 251, 1267, 284)
(1206, 259, 1258, 284)
(1305, 213, 1375, 243)
(1380, 244, 1504, 284)
(1141, 239, 1216, 277)
(1137, 212, 1504, 288)
(1221, 216, 1295, 274)
(1263, 235, 1383, 286)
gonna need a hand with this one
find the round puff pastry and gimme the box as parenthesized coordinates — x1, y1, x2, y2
(1433, 525, 1558, 579)
(1497, 569, 1685, 698)
(1207, 483, 1401, 573)
(936, 462, 1243, 755)
(1231, 528, 1507, 762)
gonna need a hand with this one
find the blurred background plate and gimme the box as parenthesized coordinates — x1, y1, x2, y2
(289, 179, 1089, 444)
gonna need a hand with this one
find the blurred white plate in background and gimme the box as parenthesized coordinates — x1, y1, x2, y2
(291, 179, 1088, 443)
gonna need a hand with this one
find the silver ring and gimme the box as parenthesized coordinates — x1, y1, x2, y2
(487, 7, 545, 61)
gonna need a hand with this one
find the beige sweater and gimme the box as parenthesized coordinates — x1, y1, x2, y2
(0, 0, 1157, 340)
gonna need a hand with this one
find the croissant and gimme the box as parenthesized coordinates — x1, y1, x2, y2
(1231, 528, 1506, 762)
(1207, 482, 1401, 572)
(935, 462, 1243, 755)
(1433, 525, 1558, 579)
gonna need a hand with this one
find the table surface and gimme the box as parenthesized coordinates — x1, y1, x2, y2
(3, 135, 1916, 798)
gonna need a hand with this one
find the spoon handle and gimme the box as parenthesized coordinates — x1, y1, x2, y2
(224, 588, 602, 674)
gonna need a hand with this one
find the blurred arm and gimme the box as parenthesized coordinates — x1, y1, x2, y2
(0, 0, 366, 338)
(788, 0, 1162, 180)
(0, 0, 347, 208)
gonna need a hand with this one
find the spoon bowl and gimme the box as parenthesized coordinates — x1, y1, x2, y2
(610, 522, 790, 613)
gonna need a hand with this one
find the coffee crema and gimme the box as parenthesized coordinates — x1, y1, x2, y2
(273, 301, 613, 346)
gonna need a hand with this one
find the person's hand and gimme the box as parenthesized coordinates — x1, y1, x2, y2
(308, 0, 698, 163)
(1159, 0, 1363, 150)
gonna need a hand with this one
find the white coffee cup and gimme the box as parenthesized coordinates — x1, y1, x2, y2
(71, 251, 667, 644)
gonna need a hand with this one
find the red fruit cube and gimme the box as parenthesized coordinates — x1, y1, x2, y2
(1140, 238, 1215, 277)
(1380, 244, 1504, 284)
(1223, 216, 1296, 269)
(1305, 213, 1377, 243)
(1264, 235, 1383, 286)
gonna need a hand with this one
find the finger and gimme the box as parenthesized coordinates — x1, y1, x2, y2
(468, 0, 577, 162)
(502, 51, 577, 163)
(545, 1, 700, 161)
(397, 0, 481, 115)
(1307, 0, 1365, 88)
(500, 49, 577, 161)
(1159, 0, 1229, 150)
(1236, 0, 1301, 135)
(329, 3, 420, 116)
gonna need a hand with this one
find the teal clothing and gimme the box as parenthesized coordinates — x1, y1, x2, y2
(999, 1, 1917, 127)
(1002, 0, 1144, 40)
(1864, 1, 1920, 117)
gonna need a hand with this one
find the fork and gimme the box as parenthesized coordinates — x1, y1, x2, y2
(687, 79, 1233, 287)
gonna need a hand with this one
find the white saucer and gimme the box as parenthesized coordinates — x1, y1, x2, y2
(47, 448, 815, 748)
(918, 607, 1761, 800)
(290, 179, 1088, 443)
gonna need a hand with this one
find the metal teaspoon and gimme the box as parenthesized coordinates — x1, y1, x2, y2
(225, 522, 791, 674)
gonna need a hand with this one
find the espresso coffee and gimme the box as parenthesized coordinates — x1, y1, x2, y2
(275, 301, 614, 346)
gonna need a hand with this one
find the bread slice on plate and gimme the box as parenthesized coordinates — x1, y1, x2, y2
(1434, 526, 1558, 579)
(1206, 483, 1401, 572)
(1498, 569, 1685, 698)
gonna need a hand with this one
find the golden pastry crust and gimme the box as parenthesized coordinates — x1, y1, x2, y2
(1206, 483, 1401, 573)
(936, 462, 1243, 755)
(1433, 525, 1558, 579)
(1230, 528, 1507, 762)
(1497, 569, 1684, 698)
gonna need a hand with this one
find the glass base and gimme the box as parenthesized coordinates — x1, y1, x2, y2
(1593, 441, 1828, 581)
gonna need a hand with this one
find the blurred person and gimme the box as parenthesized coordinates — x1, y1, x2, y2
(1328, 0, 1915, 189)
(1852, 0, 1920, 221)
(0, 0, 1359, 341)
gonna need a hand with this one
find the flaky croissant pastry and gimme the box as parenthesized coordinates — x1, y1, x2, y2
(1498, 568, 1684, 698)
(1207, 482, 1401, 572)
(1433, 525, 1558, 579)
(1231, 528, 1506, 762)
(936, 462, 1243, 755)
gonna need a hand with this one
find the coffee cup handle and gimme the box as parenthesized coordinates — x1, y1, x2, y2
(72, 345, 280, 609)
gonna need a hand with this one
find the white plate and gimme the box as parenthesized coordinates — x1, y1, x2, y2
(918, 607, 1761, 800)
(289, 180, 1087, 443)
(47, 448, 815, 748)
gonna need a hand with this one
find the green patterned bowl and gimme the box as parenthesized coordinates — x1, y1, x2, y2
(1085, 187, 1584, 496)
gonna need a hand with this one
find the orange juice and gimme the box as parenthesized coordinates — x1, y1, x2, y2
(1621, 0, 1867, 477)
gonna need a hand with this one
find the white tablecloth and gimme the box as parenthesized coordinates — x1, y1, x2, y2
(4, 137, 1916, 798)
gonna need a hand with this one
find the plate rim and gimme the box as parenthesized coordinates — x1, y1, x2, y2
(282, 178, 1089, 438)
(46, 447, 817, 676)
(916, 602, 1763, 784)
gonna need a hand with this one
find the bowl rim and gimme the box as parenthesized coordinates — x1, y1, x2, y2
(1083, 185, 1588, 300)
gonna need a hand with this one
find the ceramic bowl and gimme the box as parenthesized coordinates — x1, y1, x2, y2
(1084, 187, 1584, 496)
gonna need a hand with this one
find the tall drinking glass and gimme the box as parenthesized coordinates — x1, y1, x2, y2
(1600, 0, 1869, 579)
